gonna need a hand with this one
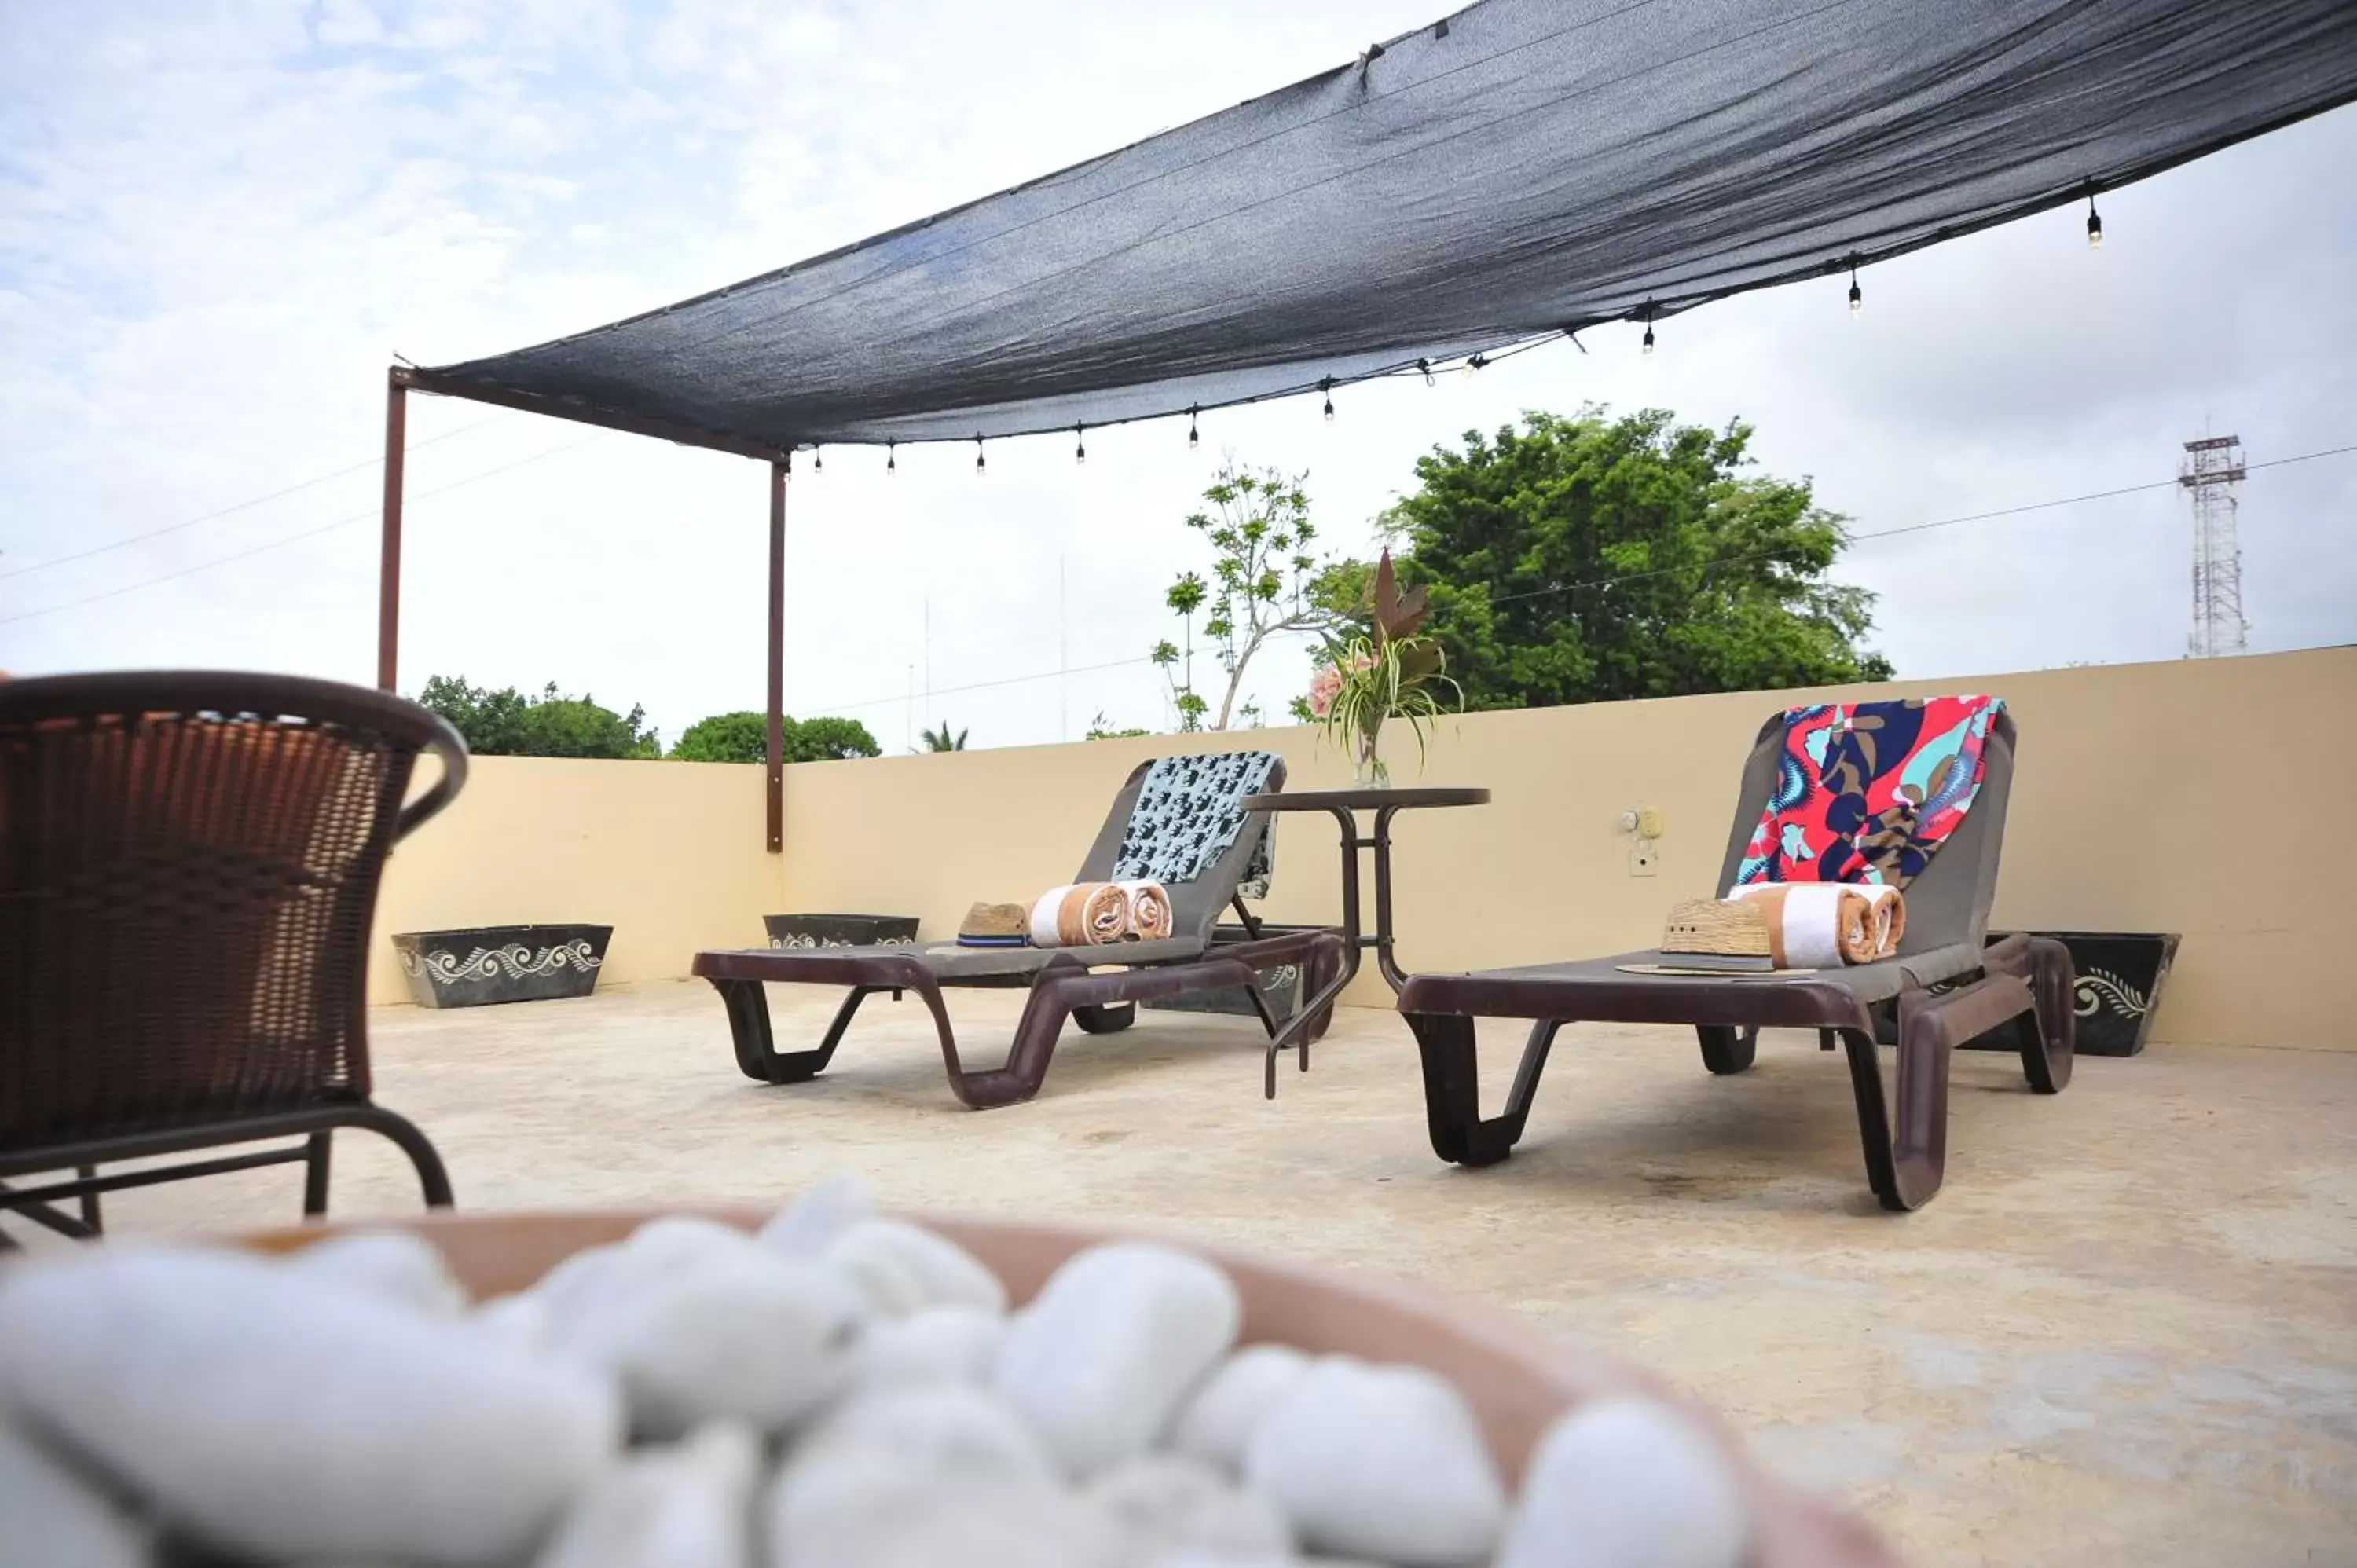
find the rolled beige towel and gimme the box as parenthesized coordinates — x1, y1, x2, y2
(1118, 880, 1173, 942)
(1723, 883, 1877, 967)
(1028, 883, 1130, 948)
(1857, 885, 1905, 957)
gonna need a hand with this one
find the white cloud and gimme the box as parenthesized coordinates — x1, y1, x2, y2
(1, 0, 2350, 752)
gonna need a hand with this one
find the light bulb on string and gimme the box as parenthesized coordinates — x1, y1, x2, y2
(1640, 302, 1656, 357)
(885, 441, 896, 476)
(1074, 423, 1087, 466)
(812, 445, 823, 474)
(1320, 377, 1336, 422)
(974, 436, 985, 476)
(1848, 263, 1862, 316)
(2086, 192, 2102, 250)
(1464, 353, 1488, 376)
(1418, 357, 1435, 387)
(1187, 405, 1200, 449)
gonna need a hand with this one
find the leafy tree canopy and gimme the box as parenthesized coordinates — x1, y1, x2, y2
(671, 710, 882, 764)
(1371, 408, 1892, 709)
(419, 676, 660, 759)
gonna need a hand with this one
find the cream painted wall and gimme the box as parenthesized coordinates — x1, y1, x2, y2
(374, 647, 2356, 1051)
(368, 757, 783, 1006)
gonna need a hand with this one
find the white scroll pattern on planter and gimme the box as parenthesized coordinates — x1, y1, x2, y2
(399, 940, 606, 987)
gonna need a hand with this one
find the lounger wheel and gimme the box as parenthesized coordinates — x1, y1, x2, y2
(1073, 1002, 1135, 1035)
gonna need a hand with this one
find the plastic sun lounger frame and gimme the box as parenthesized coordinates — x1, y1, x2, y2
(1395, 708, 2074, 1211)
(692, 756, 1346, 1108)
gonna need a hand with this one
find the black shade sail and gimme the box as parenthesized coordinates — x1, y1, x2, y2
(421, 0, 2357, 458)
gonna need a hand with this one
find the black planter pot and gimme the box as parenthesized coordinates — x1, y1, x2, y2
(1871, 930, 2179, 1057)
(765, 914, 920, 950)
(1141, 922, 1314, 1018)
(391, 924, 612, 1009)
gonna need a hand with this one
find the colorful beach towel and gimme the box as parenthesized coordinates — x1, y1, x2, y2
(1733, 698, 2004, 890)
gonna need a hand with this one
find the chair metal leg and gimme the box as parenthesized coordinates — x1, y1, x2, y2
(77, 1165, 102, 1234)
(302, 1133, 332, 1217)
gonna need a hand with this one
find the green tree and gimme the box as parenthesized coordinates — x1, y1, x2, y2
(918, 721, 968, 753)
(419, 676, 660, 759)
(1379, 408, 1892, 709)
(669, 710, 881, 763)
(1156, 461, 1332, 731)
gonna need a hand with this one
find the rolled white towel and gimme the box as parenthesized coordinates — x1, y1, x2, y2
(1028, 885, 1129, 948)
(1723, 883, 1875, 967)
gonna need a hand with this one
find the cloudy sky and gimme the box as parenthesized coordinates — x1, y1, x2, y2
(4, 1, 2352, 753)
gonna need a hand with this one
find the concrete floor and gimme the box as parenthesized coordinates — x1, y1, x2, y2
(41, 982, 2357, 1566)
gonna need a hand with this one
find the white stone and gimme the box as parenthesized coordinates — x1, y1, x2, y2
(0, 1246, 620, 1566)
(1083, 1453, 1292, 1559)
(1243, 1359, 1505, 1567)
(534, 1218, 761, 1324)
(475, 1291, 555, 1353)
(545, 1244, 865, 1439)
(818, 1216, 1006, 1320)
(536, 1422, 763, 1568)
(856, 1303, 1006, 1386)
(0, 1413, 152, 1568)
(1168, 1344, 1313, 1473)
(797, 1382, 1061, 1489)
(283, 1229, 469, 1316)
(1493, 1398, 1747, 1568)
(770, 1383, 1107, 1568)
(995, 1243, 1241, 1477)
(772, 1462, 1122, 1568)
(757, 1173, 874, 1260)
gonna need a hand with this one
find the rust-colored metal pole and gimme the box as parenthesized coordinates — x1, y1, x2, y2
(766, 457, 787, 853)
(377, 372, 407, 692)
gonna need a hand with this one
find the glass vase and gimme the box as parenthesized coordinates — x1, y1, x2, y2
(1351, 718, 1388, 788)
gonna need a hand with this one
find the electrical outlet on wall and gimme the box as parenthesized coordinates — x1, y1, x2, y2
(1629, 840, 1659, 877)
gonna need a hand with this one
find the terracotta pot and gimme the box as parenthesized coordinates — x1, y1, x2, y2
(245, 1207, 1894, 1566)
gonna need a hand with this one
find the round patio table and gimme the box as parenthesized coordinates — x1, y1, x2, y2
(1237, 786, 1490, 1096)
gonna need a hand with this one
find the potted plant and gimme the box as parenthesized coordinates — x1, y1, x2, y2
(1307, 551, 1458, 786)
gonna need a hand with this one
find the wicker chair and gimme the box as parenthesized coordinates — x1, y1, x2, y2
(0, 672, 467, 1246)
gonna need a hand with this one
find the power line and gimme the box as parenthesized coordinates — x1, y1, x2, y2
(0, 412, 513, 581)
(0, 433, 603, 628)
(1475, 440, 2357, 610)
(816, 655, 1158, 714)
(797, 438, 2357, 714)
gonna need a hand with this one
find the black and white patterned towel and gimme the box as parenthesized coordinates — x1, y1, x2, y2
(1112, 750, 1277, 894)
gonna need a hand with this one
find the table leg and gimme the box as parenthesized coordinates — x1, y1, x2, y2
(1373, 803, 1408, 992)
(1261, 806, 1367, 1097)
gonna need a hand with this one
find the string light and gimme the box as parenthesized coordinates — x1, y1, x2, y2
(1074, 423, 1087, 466)
(885, 441, 896, 475)
(974, 435, 985, 476)
(1187, 405, 1200, 449)
(1640, 302, 1656, 357)
(1848, 262, 1862, 316)
(2086, 191, 2103, 251)
(1419, 357, 1435, 386)
(812, 445, 823, 474)
(1320, 377, 1335, 422)
(1464, 353, 1489, 376)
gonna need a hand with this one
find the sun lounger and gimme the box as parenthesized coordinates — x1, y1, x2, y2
(692, 753, 1344, 1108)
(1396, 705, 2073, 1211)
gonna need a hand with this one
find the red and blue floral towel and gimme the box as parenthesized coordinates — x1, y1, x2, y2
(1733, 697, 2004, 890)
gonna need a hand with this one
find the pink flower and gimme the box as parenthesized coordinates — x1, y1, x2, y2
(1308, 661, 1343, 718)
